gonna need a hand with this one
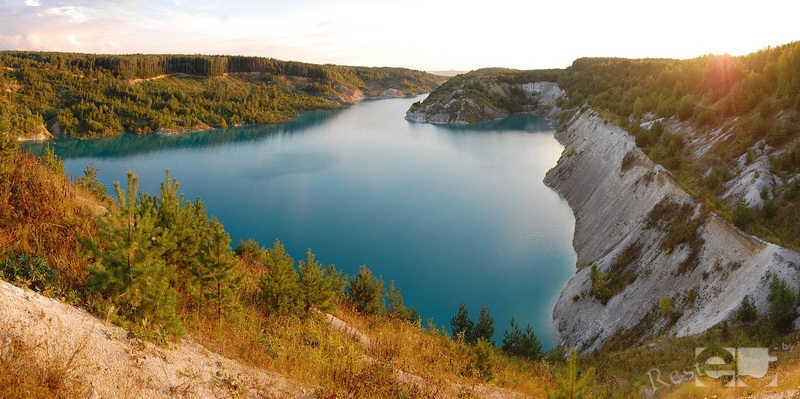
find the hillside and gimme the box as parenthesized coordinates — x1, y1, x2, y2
(0, 52, 448, 139)
(5, 148, 800, 398)
(409, 43, 800, 349)
(405, 68, 564, 123)
(0, 147, 557, 398)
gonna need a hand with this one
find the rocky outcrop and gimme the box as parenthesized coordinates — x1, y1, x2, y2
(17, 122, 53, 141)
(545, 110, 800, 351)
(405, 80, 564, 124)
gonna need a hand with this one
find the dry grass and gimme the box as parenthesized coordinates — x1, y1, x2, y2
(187, 299, 552, 398)
(0, 150, 100, 292)
(0, 326, 89, 398)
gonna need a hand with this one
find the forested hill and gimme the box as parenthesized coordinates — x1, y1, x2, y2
(414, 41, 800, 251)
(0, 51, 448, 138)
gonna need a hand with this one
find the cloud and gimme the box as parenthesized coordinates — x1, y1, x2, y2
(24, 0, 41, 6)
(46, 6, 87, 23)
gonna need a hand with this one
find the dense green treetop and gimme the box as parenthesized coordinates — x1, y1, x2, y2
(0, 51, 447, 138)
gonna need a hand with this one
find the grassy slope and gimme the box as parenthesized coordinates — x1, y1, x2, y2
(0, 149, 554, 398)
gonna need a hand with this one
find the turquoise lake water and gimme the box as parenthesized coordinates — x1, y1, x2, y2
(36, 96, 576, 348)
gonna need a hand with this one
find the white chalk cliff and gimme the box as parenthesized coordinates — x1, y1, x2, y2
(544, 108, 800, 351)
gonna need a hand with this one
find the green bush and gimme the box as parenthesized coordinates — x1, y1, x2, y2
(589, 264, 612, 305)
(473, 338, 495, 381)
(659, 296, 674, 316)
(735, 295, 759, 323)
(1, 254, 59, 294)
(767, 275, 798, 334)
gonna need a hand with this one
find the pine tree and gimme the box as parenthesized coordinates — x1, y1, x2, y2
(258, 240, 301, 315)
(197, 217, 243, 321)
(450, 301, 474, 342)
(521, 324, 543, 360)
(76, 162, 107, 199)
(346, 265, 385, 315)
(502, 317, 523, 353)
(473, 303, 494, 345)
(767, 275, 798, 334)
(297, 248, 335, 312)
(154, 170, 201, 309)
(473, 337, 496, 381)
(735, 295, 759, 323)
(82, 171, 183, 341)
(325, 264, 347, 298)
(386, 280, 418, 322)
(502, 318, 542, 359)
(547, 348, 593, 399)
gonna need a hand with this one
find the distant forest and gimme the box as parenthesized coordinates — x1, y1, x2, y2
(0, 52, 446, 138)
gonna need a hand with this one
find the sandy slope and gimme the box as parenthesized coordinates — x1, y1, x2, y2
(0, 279, 310, 398)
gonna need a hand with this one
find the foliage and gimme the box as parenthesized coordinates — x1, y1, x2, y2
(767, 275, 798, 334)
(0, 51, 446, 138)
(501, 317, 542, 360)
(1, 254, 59, 295)
(551, 43, 800, 251)
(345, 265, 385, 315)
(735, 295, 759, 323)
(297, 249, 337, 312)
(645, 198, 706, 273)
(473, 337, 496, 381)
(75, 163, 107, 199)
(450, 301, 475, 342)
(258, 240, 302, 315)
(385, 280, 419, 322)
(408, 67, 561, 118)
(0, 150, 96, 293)
(40, 144, 64, 175)
(546, 348, 593, 399)
(474, 303, 495, 344)
(81, 171, 184, 341)
(0, 149, 559, 397)
(589, 264, 611, 305)
(197, 217, 244, 322)
(659, 296, 674, 316)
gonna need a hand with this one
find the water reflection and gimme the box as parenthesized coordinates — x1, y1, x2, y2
(23, 110, 339, 159)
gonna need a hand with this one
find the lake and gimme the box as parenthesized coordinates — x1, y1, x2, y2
(36, 96, 576, 349)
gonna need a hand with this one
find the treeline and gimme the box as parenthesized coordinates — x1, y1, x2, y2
(557, 46, 800, 127)
(0, 51, 447, 138)
(3, 51, 368, 80)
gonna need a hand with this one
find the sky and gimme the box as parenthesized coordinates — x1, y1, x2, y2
(0, 0, 797, 72)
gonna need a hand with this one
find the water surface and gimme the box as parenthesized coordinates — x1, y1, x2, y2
(38, 96, 576, 348)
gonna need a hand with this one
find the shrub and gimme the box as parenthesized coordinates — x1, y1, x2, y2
(450, 301, 474, 342)
(547, 348, 593, 399)
(473, 338, 495, 381)
(659, 296, 674, 316)
(1, 254, 59, 295)
(767, 275, 798, 334)
(501, 317, 542, 360)
(345, 265, 385, 315)
(589, 264, 612, 305)
(735, 295, 759, 323)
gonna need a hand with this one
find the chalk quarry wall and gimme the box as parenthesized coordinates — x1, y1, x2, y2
(544, 109, 800, 351)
